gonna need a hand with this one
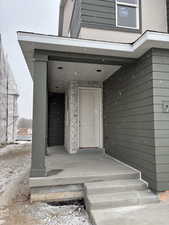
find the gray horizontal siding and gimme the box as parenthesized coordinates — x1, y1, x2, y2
(152, 48, 169, 191)
(81, 4, 114, 13)
(82, 9, 115, 19)
(81, 0, 116, 29)
(103, 50, 157, 191)
(69, 0, 142, 36)
(104, 48, 169, 192)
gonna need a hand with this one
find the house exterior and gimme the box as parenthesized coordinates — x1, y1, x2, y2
(60, 0, 167, 42)
(18, 0, 169, 193)
(0, 36, 19, 144)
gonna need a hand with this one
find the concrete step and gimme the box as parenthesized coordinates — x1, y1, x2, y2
(29, 171, 140, 188)
(30, 184, 84, 202)
(84, 179, 147, 194)
(90, 204, 162, 225)
(86, 190, 160, 211)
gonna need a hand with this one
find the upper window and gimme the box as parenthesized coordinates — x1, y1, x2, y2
(116, 0, 140, 30)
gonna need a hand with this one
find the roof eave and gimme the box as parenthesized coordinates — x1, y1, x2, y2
(17, 30, 169, 77)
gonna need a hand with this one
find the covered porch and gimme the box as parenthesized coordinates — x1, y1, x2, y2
(26, 36, 136, 178)
(18, 31, 169, 192)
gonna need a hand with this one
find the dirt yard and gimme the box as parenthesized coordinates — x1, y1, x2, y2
(0, 144, 92, 225)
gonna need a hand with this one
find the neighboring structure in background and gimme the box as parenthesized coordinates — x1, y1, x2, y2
(0, 36, 19, 144)
(0, 37, 7, 144)
(16, 118, 32, 141)
(16, 128, 32, 141)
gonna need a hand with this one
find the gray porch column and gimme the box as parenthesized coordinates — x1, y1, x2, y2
(31, 53, 48, 177)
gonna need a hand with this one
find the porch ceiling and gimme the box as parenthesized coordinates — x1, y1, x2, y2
(48, 61, 121, 92)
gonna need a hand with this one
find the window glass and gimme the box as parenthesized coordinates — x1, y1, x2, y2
(117, 0, 138, 4)
(117, 5, 137, 28)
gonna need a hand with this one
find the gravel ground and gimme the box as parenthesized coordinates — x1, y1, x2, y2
(0, 143, 92, 225)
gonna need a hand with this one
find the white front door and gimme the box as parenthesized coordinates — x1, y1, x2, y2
(79, 88, 102, 148)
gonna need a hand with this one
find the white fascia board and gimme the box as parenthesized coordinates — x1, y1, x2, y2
(18, 31, 169, 77)
(18, 31, 169, 61)
(17, 32, 133, 55)
(133, 31, 169, 50)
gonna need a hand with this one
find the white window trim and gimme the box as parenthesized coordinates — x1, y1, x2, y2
(116, 0, 140, 30)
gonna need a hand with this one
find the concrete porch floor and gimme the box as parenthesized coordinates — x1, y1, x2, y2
(30, 146, 140, 188)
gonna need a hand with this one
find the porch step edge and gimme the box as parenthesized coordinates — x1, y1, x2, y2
(30, 184, 84, 203)
(86, 190, 160, 211)
(29, 172, 140, 188)
(84, 179, 147, 194)
(90, 204, 161, 225)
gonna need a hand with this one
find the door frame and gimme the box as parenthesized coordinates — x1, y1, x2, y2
(78, 87, 103, 149)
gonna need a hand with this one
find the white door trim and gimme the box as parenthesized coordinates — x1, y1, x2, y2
(78, 87, 103, 149)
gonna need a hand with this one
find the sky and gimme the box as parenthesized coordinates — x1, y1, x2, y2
(0, 0, 60, 119)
